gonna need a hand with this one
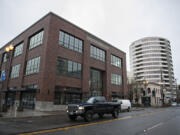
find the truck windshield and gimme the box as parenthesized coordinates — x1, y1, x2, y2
(86, 97, 95, 104)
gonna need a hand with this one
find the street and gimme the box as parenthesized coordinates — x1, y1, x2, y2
(0, 107, 180, 135)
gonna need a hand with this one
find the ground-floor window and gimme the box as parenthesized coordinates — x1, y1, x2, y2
(54, 86, 82, 105)
(89, 90, 102, 97)
(6, 92, 16, 106)
(22, 92, 36, 109)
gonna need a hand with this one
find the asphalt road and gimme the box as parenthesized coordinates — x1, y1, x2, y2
(0, 107, 180, 135)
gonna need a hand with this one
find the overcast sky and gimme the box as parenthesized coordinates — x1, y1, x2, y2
(1, 0, 180, 83)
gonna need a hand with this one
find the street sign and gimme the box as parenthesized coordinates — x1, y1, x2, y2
(1, 71, 6, 81)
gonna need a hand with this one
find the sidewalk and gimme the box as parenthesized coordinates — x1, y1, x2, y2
(131, 107, 144, 111)
(0, 106, 145, 119)
(0, 105, 66, 119)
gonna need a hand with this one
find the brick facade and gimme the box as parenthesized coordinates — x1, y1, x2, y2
(0, 12, 127, 111)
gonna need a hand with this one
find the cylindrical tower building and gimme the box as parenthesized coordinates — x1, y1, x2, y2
(130, 37, 174, 90)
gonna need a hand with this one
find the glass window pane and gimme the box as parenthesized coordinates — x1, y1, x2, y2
(73, 62, 77, 72)
(78, 40, 82, 53)
(29, 31, 44, 50)
(59, 31, 64, 45)
(56, 58, 81, 78)
(74, 38, 79, 51)
(58, 31, 83, 53)
(90, 45, 105, 62)
(25, 57, 40, 75)
(68, 61, 73, 72)
(111, 55, 121, 68)
(69, 36, 74, 50)
(64, 33, 69, 48)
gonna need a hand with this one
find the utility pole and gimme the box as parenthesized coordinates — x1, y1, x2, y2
(0, 45, 14, 114)
(160, 68, 164, 105)
(175, 78, 178, 103)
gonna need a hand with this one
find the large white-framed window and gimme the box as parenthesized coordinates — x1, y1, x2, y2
(10, 64, 21, 79)
(2, 53, 7, 63)
(111, 55, 121, 68)
(29, 30, 44, 50)
(90, 45, 105, 62)
(14, 43, 23, 57)
(25, 57, 41, 75)
(111, 73, 122, 85)
(59, 31, 83, 53)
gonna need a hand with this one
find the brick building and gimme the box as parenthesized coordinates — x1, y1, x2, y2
(0, 12, 127, 111)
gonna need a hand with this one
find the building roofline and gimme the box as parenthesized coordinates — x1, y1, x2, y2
(1, 12, 52, 51)
(1, 12, 126, 55)
(130, 36, 170, 47)
(49, 12, 126, 55)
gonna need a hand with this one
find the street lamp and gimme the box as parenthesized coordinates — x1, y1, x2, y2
(0, 44, 14, 113)
(5, 44, 14, 53)
(143, 80, 148, 96)
(159, 82, 164, 105)
(175, 78, 178, 103)
(142, 80, 149, 107)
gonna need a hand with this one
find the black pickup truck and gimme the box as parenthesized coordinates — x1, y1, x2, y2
(67, 96, 120, 121)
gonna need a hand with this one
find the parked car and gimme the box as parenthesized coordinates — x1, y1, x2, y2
(171, 102, 177, 107)
(66, 96, 120, 122)
(113, 99, 131, 112)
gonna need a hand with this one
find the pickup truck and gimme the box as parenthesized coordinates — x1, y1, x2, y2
(67, 96, 120, 122)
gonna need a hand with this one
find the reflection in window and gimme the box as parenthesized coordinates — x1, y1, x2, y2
(90, 69, 103, 89)
(90, 45, 105, 62)
(14, 43, 23, 57)
(111, 55, 121, 68)
(111, 73, 122, 85)
(29, 30, 44, 50)
(56, 57, 82, 78)
(54, 86, 82, 105)
(10, 64, 21, 78)
(25, 57, 40, 75)
(59, 31, 83, 53)
(2, 53, 8, 63)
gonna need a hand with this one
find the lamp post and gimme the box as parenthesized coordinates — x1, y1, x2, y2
(175, 78, 178, 103)
(159, 82, 164, 106)
(142, 80, 148, 106)
(0, 44, 14, 113)
(143, 80, 148, 96)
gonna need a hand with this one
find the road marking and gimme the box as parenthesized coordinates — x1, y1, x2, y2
(19, 110, 165, 135)
(144, 122, 163, 133)
(147, 122, 163, 131)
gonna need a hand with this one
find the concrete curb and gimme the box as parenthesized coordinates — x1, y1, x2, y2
(131, 108, 145, 111)
(0, 108, 146, 120)
(0, 111, 67, 120)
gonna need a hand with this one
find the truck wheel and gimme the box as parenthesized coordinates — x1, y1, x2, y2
(127, 107, 130, 112)
(98, 113, 104, 119)
(112, 108, 119, 118)
(84, 110, 93, 122)
(119, 108, 122, 113)
(68, 115, 77, 121)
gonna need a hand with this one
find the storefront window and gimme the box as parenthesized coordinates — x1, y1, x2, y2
(54, 86, 82, 105)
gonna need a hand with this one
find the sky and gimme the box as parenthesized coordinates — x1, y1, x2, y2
(0, 0, 180, 83)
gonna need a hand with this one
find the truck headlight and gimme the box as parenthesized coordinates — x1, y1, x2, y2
(78, 106, 84, 110)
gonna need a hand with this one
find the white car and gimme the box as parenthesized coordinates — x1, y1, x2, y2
(114, 99, 131, 112)
(171, 102, 177, 107)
